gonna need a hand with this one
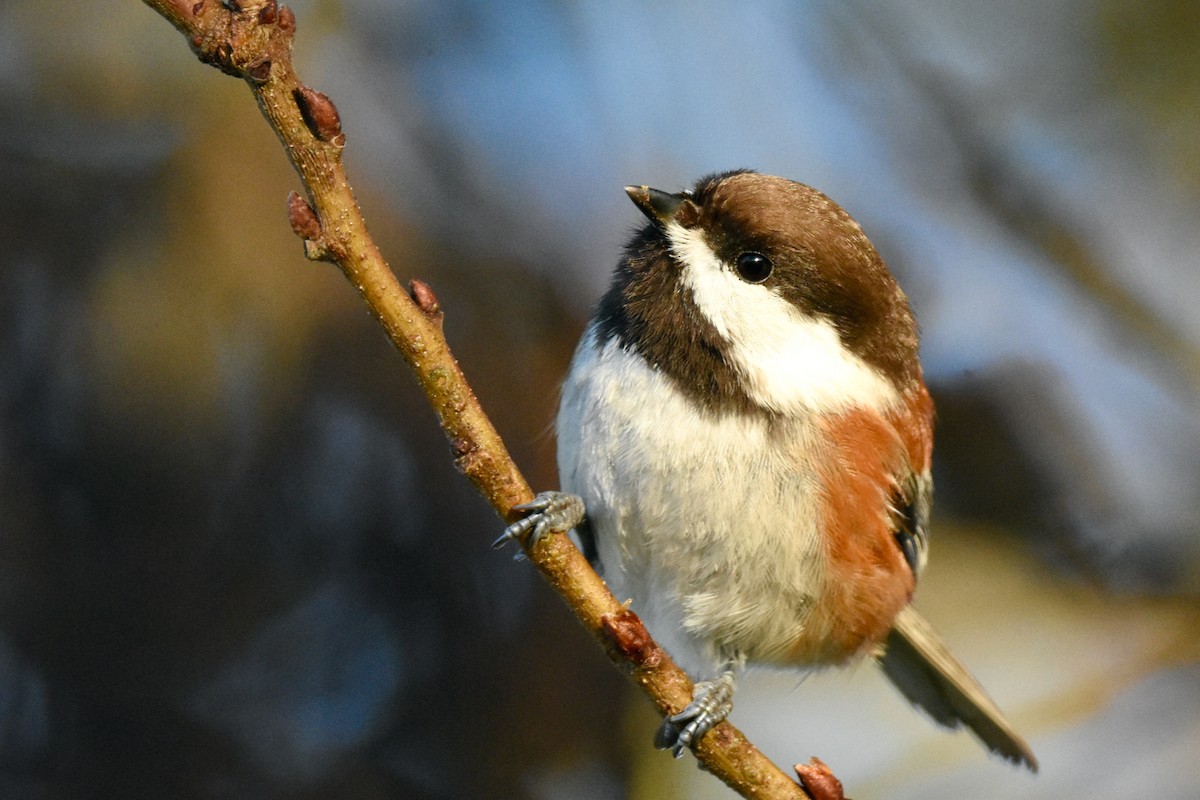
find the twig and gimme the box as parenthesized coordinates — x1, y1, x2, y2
(140, 2, 818, 797)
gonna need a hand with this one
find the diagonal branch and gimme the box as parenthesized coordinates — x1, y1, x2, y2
(139, 2, 826, 797)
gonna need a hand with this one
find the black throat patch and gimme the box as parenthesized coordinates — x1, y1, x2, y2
(593, 225, 757, 416)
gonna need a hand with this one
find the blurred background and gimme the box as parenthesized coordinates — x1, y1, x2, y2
(2, 0, 1198, 798)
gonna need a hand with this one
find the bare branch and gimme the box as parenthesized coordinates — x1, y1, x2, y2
(139, 2, 817, 797)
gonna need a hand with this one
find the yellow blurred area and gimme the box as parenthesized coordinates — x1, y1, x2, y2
(87, 91, 345, 444)
(1102, 0, 1200, 195)
(6, 2, 188, 116)
(919, 527, 1200, 697)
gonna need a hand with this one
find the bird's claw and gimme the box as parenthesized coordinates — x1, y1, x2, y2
(655, 672, 736, 757)
(493, 491, 585, 549)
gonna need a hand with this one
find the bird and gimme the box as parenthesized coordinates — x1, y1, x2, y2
(497, 169, 1037, 771)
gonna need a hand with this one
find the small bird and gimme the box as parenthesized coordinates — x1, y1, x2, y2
(499, 170, 1037, 770)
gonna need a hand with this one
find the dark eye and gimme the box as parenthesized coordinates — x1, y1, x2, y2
(735, 252, 773, 283)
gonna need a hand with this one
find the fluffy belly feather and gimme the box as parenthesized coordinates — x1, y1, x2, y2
(558, 332, 831, 674)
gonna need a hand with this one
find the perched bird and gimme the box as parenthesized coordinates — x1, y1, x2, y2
(499, 170, 1037, 770)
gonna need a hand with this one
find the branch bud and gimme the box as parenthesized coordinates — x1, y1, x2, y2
(294, 86, 343, 143)
(258, 0, 278, 24)
(795, 758, 844, 800)
(408, 279, 442, 320)
(277, 5, 296, 32)
(286, 191, 321, 240)
(601, 608, 657, 663)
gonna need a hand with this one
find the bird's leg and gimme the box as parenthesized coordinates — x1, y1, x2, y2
(493, 491, 585, 549)
(655, 660, 740, 757)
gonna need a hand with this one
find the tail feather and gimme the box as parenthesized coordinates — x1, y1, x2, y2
(879, 606, 1038, 771)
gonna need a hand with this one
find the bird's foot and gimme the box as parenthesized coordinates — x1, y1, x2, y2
(655, 671, 736, 757)
(493, 491, 585, 549)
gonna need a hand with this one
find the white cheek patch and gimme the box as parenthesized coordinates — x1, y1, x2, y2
(668, 224, 898, 415)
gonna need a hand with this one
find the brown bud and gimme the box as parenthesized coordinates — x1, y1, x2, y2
(795, 758, 845, 800)
(245, 59, 272, 83)
(408, 279, 442, 318)
(192, 1, 204, 14)
(286, 191, 321, 241)
(601, 608, 657, 663)
(277, 5, 295, 32)
(258, 0, 278, 24)
(293, 86, 342, 142)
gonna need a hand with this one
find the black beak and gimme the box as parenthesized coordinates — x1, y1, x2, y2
(625, 185, 688, 226)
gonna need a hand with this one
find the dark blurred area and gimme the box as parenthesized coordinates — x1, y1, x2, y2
(1, 1, 1198, 799)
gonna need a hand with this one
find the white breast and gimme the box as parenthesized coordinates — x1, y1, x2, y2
(557, 328, 827, 675)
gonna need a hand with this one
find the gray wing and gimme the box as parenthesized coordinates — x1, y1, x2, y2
(878, 605, 1038, 771)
